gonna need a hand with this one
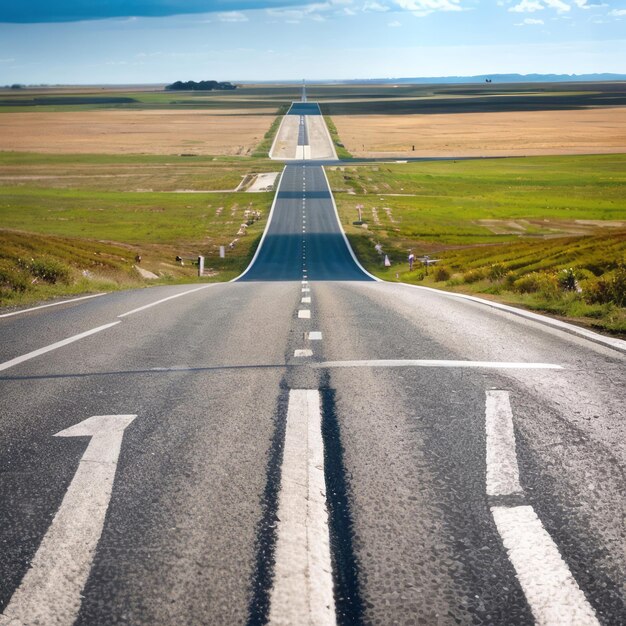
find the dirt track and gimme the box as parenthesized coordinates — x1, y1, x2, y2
(332, 107, 626, 157)
(0, 109, 275, 155)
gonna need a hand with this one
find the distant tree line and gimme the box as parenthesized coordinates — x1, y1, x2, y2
(165, 80, 237, 91)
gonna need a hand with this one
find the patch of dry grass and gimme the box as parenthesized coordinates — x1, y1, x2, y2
(332, 107, 626, 157)
(0, 109, 276, 156)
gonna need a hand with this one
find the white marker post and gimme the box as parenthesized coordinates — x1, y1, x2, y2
(0, 414, 136, 626)
(198, 255, 205, 277)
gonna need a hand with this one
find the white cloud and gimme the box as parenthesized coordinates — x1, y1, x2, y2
(0, 58, 16, 63)
(516, 16, 545, 23)
(266, 1, 343, 23)
(388, 19, 402, 25)
(509, 0, 544, 13)
(394, 0, 463, 17)
(544, 0, 571, 12)
(363, 1, 390, 10)
(217, 11, 248, 22)
(609, 8, 626, 15)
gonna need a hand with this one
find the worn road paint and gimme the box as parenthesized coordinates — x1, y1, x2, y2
(492, 506, 599, 626)
(294, 349, 314, 357)
(268, 390, 336, 626)
(485, 391, 523, 497)
(315, 360, 562, 370)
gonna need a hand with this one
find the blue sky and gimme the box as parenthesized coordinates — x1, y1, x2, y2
(0, 0, 624, 83)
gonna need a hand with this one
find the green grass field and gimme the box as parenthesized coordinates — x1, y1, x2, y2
(327, 154, 626, 334)
(1, 83, 625, 334)
(0, 152, 281, 306)
(0, 152, 283, 191)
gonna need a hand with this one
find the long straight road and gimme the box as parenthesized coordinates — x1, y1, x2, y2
(0, 103, 624, 626)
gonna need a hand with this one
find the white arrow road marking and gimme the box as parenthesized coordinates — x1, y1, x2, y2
(269, 390, 336, 626)
(0, 414, 137, 626)
(485, 392, 599, 626)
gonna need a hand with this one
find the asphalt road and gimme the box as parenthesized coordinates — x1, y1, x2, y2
(0, 108, 625, 626)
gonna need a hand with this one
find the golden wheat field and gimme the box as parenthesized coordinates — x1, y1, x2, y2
(332, 107, 626, 157)
(0, 109, 276, 155)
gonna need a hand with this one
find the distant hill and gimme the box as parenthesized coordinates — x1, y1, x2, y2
(347, 73, 626, 84)
(165, 80, 236, 91)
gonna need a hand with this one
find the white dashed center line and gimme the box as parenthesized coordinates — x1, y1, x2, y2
(294, 349, 313, 357)
(485, 390, 523, 497)
(298, 310, 311, 319)
(308, 331, 323, 340)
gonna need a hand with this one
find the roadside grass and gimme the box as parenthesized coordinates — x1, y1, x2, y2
(0, 229, 268, 307)
(323, 116, 353, 159)
(0, 168, 275, 307)
(0, 230, 145, 306)
(252, 105, 289, 157)
(328, 155, 626, 335)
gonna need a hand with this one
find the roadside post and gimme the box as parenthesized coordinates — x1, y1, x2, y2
(219, 246, 225, 259)
(198, 256, 204, 277)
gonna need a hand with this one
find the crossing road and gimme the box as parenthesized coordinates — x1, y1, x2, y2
(0, 104, 624, 626)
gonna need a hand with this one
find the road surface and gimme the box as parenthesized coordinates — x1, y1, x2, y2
(0, 103, 624, 626)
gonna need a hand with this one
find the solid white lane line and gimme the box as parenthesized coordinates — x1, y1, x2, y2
(298, 310, 311, 319)
(294, 349, 313, 357)
(0, 414, 136, 626)
(315, 360, 562, 370)
(486, 391, 523, 497)
(0, 293, 106, 319)
(302, 297, 311, 304)
(118, 285, 211, 318)
(492, 506, 599, 626)
(268, 390, 336, 626)
(0, 322, 121, 373)
(308, 331, 323, 340)
(483, 391, 600, 625)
